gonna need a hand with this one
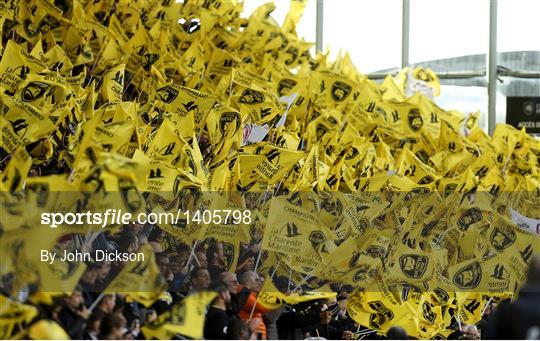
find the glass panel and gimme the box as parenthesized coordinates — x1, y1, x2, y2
(497, 1, 540, 127)
(295, 0, 316, 43)
(498, 0, 540, 55)
(409, 0, 489, 65)
(435, 85, 506, 131)
(323, 0, 402, 73)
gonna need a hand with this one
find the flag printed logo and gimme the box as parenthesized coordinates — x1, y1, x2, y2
(183, 101, 198, 111)
(444, 183, 457, 197)
(349, 251, 361, 269)
(352, 265, 370, 282)
(141, 53, 159, 71)
(403, 187, 430, 202)
(418, 175, 434, 184)
(407, 108, 424, 132)
(260, 107, 272, 118)
(156, 86, 179, 103)
(453, 261, 482, 289)
(239, 89, 265, 104)
(277, 78, 297, 96)
(265, 149, 281, 165)
(281, 222, 301, 237)
(49, 61, 64, 71)
(489, 226, 516, 252)
(367, 301, 394, 329)
(457, 208, 483, 231)
(330, 81, 352, 102)
(149, 168, 164, 178)
(9, 119, 28, 137)
(344, 146, 359, 160)
(354, 217, 369, 236)
(464, 298, 481, 314)
(26, 182, 50, 208)
(140, 110, 163, 127)
(491, 264, 509, 280)
(316, 124, 329, 140)
(365, 245, 385, 259)
(159, 142, 176, 156)
(520, 244, 533, 263)
(14, 65, 30, 79)
(433, 287, 450, 304)
(422, 302, 436, 323)
(308, 230, 326, 252)
(112, 71, 124, 85)
(421, 220, 438, 238)
(219, 112, 241, 134)
(222, 242, 236, 271)
(23, 15, 60, 37)
(119, 178, 143, 212)
(21, 81, 50, 102)
(415, 149, 430, 165)
(466, 146, 480, 157)
(184, 149, 197, 176)
(284, 46, 299, 65)
(399, 254, 429, 279)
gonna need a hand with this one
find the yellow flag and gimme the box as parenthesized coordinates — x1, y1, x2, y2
(258, 278, 287, 310)
(0, 147, 32, 192)
(262, 196, 331, 263)
(142, 292, 217, 340)
(105, 245, 168, 307)
(101, 63, 125, 102)
(0, 295, 38, 340)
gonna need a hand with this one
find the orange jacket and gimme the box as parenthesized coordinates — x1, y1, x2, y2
(238, 290, 269, 339)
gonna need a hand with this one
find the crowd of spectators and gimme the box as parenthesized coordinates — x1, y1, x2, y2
(2, 221, 539, 340)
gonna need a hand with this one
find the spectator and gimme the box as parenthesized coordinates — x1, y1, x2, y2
(226, 318, 250, 340)
(83, 309, 105, 340)
(207, 242, 226, 281)
(195, 249, 208, 268)
(99, 313, 127, 340)
(79, 262, 101, 303)
(94, 294, 117, 315)
(155, 252, 173, 282)
(219, 271, 240, 294)
(276, 301, 325, 339)
(303, 298, 353, 339)
(95, 261, 112, 291)
(263, 305, 285, 340)
(458, 324, 480, 340)
(387, 326, 408, 339)
(204, 281, 233, 339)
(237, 271, 268, 339)
(58, 286, 90, 339)
(168, 254, 188, 291)
(116, 231, 139, 254)
(485, 254, 540, 339)
(219, 271, 241, 316)
(190, 267, 211, 293)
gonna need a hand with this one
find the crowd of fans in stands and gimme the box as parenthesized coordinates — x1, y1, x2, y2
(2, 222, 539, 340)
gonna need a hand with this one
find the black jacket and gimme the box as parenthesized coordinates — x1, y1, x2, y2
(58, 306, 86, 339)
(485, 285, 540, 339)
